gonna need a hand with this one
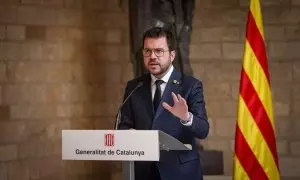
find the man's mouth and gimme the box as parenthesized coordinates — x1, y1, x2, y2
(149, 64, 159, 68)
(149, 63, 159, 66)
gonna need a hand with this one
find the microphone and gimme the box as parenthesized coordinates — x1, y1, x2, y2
(114, 81, 143, 130)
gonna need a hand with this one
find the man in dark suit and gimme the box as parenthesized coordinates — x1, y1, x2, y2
(118, 27, 209, 180)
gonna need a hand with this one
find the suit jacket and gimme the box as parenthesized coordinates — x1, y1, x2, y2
(118, 68, 209, 180)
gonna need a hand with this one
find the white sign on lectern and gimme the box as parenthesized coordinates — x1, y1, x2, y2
(62, 129, 191, 180)
(62, 130, 160, 161)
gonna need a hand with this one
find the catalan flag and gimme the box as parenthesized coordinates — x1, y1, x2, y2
(233, 0, 280, 180)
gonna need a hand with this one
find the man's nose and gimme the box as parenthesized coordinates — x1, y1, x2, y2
(150, 50, 157, 58)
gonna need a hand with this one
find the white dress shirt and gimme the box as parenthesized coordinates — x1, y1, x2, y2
(150, 65, 174, 100)
(150, 65, 193, 126)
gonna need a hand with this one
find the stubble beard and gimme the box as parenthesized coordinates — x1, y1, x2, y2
(151, 61, 172, 79)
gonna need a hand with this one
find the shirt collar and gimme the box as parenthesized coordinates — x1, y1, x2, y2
(151, 65, 174, 86)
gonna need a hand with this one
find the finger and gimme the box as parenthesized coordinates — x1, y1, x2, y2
(177, 94, 187, 104)
(162, 102, 172, 111)
(171, 92, 179, 102)
(177, 94, 183, 101)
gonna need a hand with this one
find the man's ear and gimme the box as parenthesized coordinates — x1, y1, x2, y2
(170, 50, 176, 62)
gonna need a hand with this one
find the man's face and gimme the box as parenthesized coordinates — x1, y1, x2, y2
(143, 36, 175, 78)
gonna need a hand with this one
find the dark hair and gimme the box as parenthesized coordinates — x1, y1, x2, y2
(142, 27, 176, 51)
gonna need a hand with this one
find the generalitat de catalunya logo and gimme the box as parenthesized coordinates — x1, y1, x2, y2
(104, 133, 114, 147)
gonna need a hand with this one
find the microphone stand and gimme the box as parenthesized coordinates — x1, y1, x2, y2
(114, 82, 143, 130)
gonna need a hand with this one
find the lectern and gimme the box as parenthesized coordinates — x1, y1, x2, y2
(62, 130, 191, 180)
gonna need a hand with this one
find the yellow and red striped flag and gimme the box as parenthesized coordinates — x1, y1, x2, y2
(233, 0, 280, 180)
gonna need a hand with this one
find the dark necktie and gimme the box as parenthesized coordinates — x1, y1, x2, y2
(153, 80, 164, 113)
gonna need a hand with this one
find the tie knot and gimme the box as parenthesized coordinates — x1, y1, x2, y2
(155, 80, 164, 86)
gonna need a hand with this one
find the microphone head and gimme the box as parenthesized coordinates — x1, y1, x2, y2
(138, 81, 143, 86)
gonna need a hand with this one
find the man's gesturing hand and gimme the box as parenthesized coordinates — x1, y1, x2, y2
(162, 92, 190, 122)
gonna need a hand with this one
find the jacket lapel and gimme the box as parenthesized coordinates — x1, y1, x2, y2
(152, 69, 182, 125)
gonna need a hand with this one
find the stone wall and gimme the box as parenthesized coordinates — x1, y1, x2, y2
(0, 0, 130, 179)
(0, 0, 299, 179)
